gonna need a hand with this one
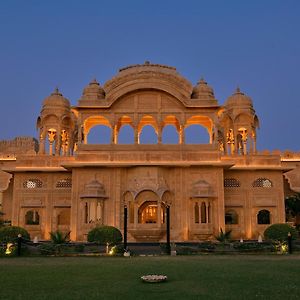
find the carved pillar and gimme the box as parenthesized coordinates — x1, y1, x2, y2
(205, 201, 209, 224)
(89, 200, 97, 222)
(55, 127, 61, 156)
(134, 203, 138, 228)
(135, 128, 139, 144)
(48, 129, 56, 156)
(39, 128, 46, 154)
(113, 125, 118, 144)
(157, 201, 162, 227)
(179, 125, 185, 144)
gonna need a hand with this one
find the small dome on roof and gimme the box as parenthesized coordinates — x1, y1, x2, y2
(42, 88, 70, 108)
(225, 87, 253, 107)
(81, 79, 105, 101)
(191, 78, 215, 100)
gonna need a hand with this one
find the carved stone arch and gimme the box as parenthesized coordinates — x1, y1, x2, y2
(161, 115, 180, 131)
(42, 114, 59, 126)
(234, 112, 253, 124)
(185, 115, 213, 133)
(104, 67, 193, 105)
(83, 115, 112, 135)
(116, 115, 134, 130)
(161, 190, 172, 206)
(138, 115, 159, 135)
(220, 113, 234, 128)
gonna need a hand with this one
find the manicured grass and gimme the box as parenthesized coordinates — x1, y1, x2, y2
(1, 255, 300, 299)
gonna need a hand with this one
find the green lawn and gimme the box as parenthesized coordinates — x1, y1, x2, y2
(1, 255, 300, 300)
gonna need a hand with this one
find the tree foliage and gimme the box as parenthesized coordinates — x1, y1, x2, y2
(0, 226, 30, 243)
(264, 223, 297, 241)
(285, 193, 300, 223)
(87, 225, 122, 245)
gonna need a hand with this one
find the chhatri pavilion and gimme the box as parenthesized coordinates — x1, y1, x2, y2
(0, 62, 299, 242)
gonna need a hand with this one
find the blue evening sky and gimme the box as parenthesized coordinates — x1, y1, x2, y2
(0, 0, 299, 151)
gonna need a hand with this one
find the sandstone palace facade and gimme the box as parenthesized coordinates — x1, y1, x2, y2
(1, 62, 300, 242)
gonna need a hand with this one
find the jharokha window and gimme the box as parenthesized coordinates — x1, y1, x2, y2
(23, 179, 43, 189)
(25, 210, 40, 225)
(224, 178, 241, 188)
(225, 210, 238, 224)
(56, 178, 72, 188)
(252, 178, 273, 188)
(194, 201, 210, 224)
(257, 209, 271, 224)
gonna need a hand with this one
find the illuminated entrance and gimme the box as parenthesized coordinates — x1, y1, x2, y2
(138, 201, 165, 224)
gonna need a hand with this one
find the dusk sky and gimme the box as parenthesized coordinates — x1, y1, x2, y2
(0, 0, 299, 151)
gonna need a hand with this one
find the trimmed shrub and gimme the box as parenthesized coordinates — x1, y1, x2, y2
(87, 225, 122, 245)
(0, 226, 30, 243)
(264, 223, 297, 241)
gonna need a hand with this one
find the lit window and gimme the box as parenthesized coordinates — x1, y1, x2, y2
(23, 179, 43, 189)
(252, 178, 273, 188)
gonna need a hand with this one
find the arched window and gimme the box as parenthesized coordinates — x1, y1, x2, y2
(194, 202, 199, 223)
(224, 178, 240, 188)
(118, 125, 134, 144)
(56, 178, 72, 188)
(252, 178, 273, 188)
(25, 210, 40, 225)
(257, 209, 271, 224)
(139, 125, 157, 144)
(162, 125, 179, 144)
(88, 125, 111, 144)
(201, 202, 207, 223)
(138, 201, 158, 223)
(57, 209, 70, 226)
(185, 125, 210, 144)
(225, 210, 238, 224)
(23, 179, 43, 189)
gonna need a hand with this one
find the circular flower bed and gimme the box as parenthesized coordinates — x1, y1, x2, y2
(141, 275, 167, 283)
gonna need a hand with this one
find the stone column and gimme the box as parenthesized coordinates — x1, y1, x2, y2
(157, 201, 162, 227)
(157, 126, 162, 144)
(205, 201, 209, 224)
(179, 125, 185, 144)
(39, 128, 46, 154)
(134, 203, 138, 228)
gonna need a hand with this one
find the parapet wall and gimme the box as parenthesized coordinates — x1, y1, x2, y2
(0, 137, 38, 157)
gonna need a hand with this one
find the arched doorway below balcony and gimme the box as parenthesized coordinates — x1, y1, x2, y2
(138, 201, 165, 224)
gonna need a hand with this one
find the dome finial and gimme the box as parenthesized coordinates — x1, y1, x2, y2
(236, 86, 241, 93)
(51, 87, 62, 96)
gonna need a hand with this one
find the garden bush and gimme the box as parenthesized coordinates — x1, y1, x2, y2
(0, 226, 30, 243)
(264, 223, 298, 241)
(87, 225, 122, 245)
